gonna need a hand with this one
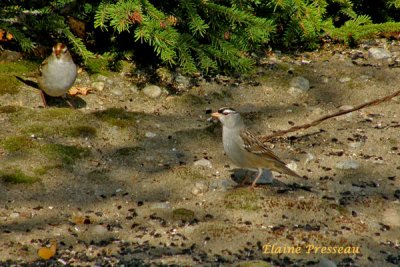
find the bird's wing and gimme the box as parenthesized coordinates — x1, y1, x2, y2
(240, 129, 287, 165)
(38, 57, 49, 76)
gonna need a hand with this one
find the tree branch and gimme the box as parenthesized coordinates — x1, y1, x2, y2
(260, 89, 400, 142)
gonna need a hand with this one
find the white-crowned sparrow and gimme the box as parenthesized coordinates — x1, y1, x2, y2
(38, 43, 77, 107)
(212, 107, 301, 187)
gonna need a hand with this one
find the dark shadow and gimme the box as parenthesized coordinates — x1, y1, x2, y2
(15, 76, 86, 108)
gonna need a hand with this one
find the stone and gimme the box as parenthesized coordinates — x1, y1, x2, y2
(129, 85, 139, 93)
(290, 76, 310, 91)
(335, 160, 360, 170)
(91, 81, 105, 91)
(321, 76, 329, 83)
(96, 75, 108, 82)
(145, 132, 157, 138)
(142, 85, 162, 98)
(175, 74, 190, 89)
(305, 153, 315, 164)
(319, 258, 337, 267)
(150, 202, 171, 210)
(9, 212, 20, 219)
(382, 208, 400, 227)
(111, 88, 123, 96)
(209, 178, 237, 192)
(339, 77, 351, 83)
(156, 67, 173, 84)
(91, 225, 108, 236)
(0, 50, 23, 61)
(193, 158, 212, 168)
(368, 47, 392, 59)
(339, 105, 354, 111)
(82, 224, 112, 243)
(191, 182, 208, 196)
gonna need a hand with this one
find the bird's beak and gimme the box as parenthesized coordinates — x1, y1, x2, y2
(209, 112, 221, 123)
(54, 50, 61, 58)
(211, 112, 221, 119)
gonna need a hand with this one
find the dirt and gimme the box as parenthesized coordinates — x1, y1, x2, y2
(0, 41, 399, 267)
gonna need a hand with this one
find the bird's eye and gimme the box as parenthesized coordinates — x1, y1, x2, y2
(219, 108, 236, 115)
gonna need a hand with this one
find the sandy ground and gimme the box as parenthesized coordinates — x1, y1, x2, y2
(0, 42, 399, 266)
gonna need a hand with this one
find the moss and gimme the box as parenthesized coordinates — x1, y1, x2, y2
(172, 208, 195, 221)
(86, 57, 112, 75)
(114, 146, 144, 157)
(33, 165, 60, 176)
(224, 188, 259, 211)
(328, 203, 349, 215)
(1, 136, 34, 152)
(172, 166, 206, 181)
(0, 76, 21, 95)
(87, 170, 109, 182)
(41, 144, 90, 165)
(236, 261, 271, 267)
(0, 61, 38, 95)
(11, 107, 81, 125)
(388, 138, 398, 146)
(0, 61, 38, 73)
(210, 90, 232, 100)
(198, 222, 240, 238)
(177, 94, 206, 106)
(94, 108, 136, 128)
(39, 108, 79, 120)
(0, 169, 39, 184)
(66, 125, 97, 138)
(0, 105, 21, 113)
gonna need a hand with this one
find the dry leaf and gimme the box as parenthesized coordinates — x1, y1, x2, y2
(67, 16, 86, 39)
(71, 215, 91, 224)
(68, 86, 91, 96)
(37, 240, 57, 260)
(6, 32, 13, 40)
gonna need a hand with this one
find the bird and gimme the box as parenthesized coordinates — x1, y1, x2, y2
(212, 107, 301, 188)
(37, 43, 77, 107)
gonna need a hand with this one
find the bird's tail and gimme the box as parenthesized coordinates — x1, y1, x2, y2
(273, 162, 302, 178)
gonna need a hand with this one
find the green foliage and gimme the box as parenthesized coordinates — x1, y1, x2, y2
(0, 1, 94, 61)
(0, 169, 39, 184)
(41, 143, 90, 165)
(2, 0, 400, 75)
(1, 136, 34, 152)
(94, 0, 274, 74)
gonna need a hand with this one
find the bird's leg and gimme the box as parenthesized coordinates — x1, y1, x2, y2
(251, 168, 263, 188)
(63, 94, 75, 109)
(40, 90, 47, 108)
(240, 174, 251, 186)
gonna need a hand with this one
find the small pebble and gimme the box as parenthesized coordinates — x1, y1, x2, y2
(192, 182, 208, 196)
(92, 81, 105, 91)
(9, 212, 19, 219)
(145, 132, 157, 138)
(368, 47, 392, 59)
(339, 77, 351, 83)
(111, 88, 123, 96)
(289, 76, 310, 94)
(193, 158, 212, 168)
(143, 85, 162, 98)
(336, 160, 360, 170)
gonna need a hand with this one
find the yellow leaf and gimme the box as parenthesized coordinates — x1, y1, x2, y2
(38, 240, 57, 260)
(71, 215, 91, 224)
(68, 86, 91, 96)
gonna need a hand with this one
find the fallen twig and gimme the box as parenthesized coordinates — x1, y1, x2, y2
(260, 89, 400, 142)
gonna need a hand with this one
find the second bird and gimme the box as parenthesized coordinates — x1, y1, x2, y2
(38, 43, 77, 107)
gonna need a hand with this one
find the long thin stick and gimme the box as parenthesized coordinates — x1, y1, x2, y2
(260, 89, 400, 142)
